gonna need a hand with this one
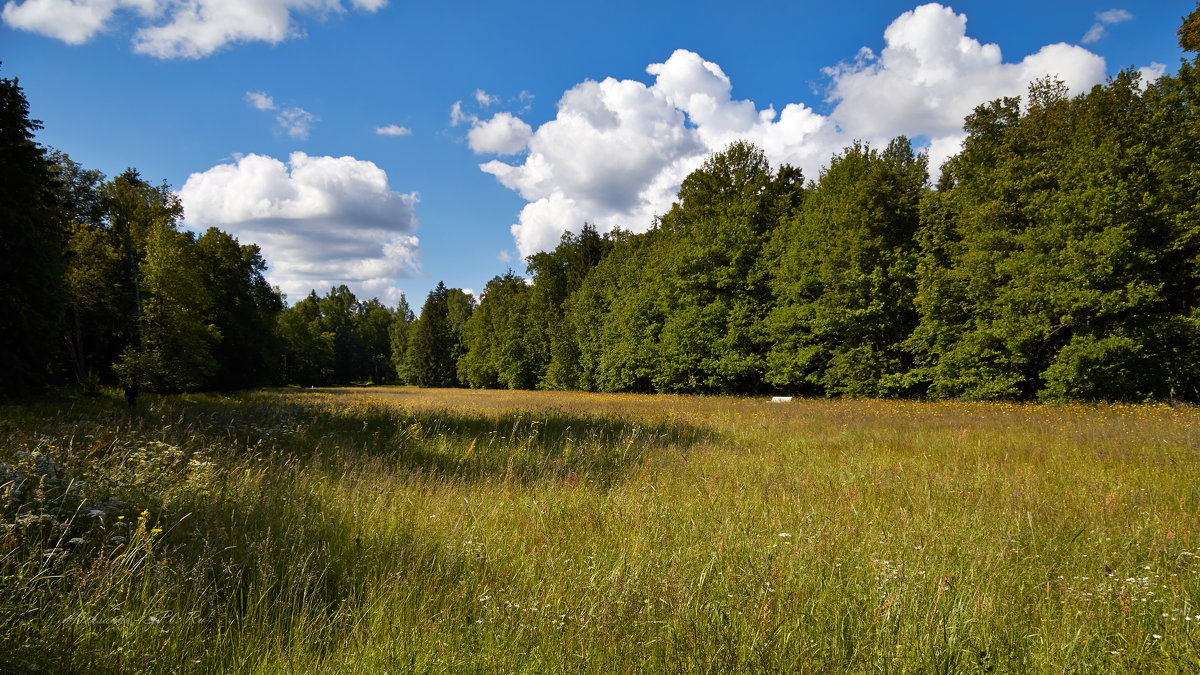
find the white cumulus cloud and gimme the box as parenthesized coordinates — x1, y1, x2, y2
(516, 90, 535, 112)
(483, 3, 1111, 258)
(245, 90, 318, 140)
(1138, 62, 1166, 87)
(452, 92, 536, 158)
(824, 3, 1105, 169)
(1083, 8, 1133, 44)
(449, 100, 475, 127)
(1097, 8, 1133, 24)
(179, 151, 419, 305)
(375, 124, 411, 136)
(467, 112, 533, 155)
(245, 90, 276, 111)
(276, 106, 318, 139)
(474, 89, 499, 107)
(1, 0, 386, 58)
(1, 0, 153, 44)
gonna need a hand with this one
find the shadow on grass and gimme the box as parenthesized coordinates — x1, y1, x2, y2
(0, 388, 726, 673)
(0, 389, 715, 673)
(4, 477, 503, 674)
(166, 389, 714, 487)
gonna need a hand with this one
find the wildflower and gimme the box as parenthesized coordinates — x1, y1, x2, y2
(778, 532, 792, 538)
(1152, 634, 1163, 639)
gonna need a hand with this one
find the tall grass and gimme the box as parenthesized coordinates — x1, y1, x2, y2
(2, 388, 1198, 672)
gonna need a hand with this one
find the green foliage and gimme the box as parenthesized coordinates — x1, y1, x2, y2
(56, 154, 121, 390)
(406, 282, 474, 387)
(96, 169, 232, 393)
(135, 222, 222, 390)
(317, 285, 366, 383)
(650, 142, 802, 393)
(389, 294, 416, 383)
(458, 272, 537, 389)
(193, 228, 284, 390)
(911, 73, 1200, 400)
(465, 67, 1200, 403)
(558, 231, 662, 392)
(1181, 2, 1200, 52)
(1039, 331, 1152, 401)
(767, 138, 926, 397)
(276, 293, 336, 386)
(0, 67, 388, 396)
(8, 31, 1200, 402)
(523, 225, 611, 388)
(274, 286, 400, 386)
(356, 298, 396, 384)
(0, 68, 66, 397)
(462, 225, 613, 391)
(536, 144, 804, 395)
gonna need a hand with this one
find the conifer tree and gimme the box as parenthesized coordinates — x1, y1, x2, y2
(0, 67, 65, 397)
(407, 282, 473, 387)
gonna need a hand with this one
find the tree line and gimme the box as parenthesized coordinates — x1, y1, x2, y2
(460, 37, 1200, 401)
(3, 8, 1198, 401)
(0, 65, 473, 398)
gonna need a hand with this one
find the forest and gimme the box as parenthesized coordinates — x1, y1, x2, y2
(459, 68, 1200, 401)
(2, 10, 1199, 402)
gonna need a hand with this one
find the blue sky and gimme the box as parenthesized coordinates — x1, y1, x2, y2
(3, 1, 1192, 308)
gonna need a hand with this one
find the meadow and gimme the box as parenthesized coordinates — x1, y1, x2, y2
(2, 387, 1199, 673)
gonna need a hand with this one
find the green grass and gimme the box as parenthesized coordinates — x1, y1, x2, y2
(3, 387, 1199, 672)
